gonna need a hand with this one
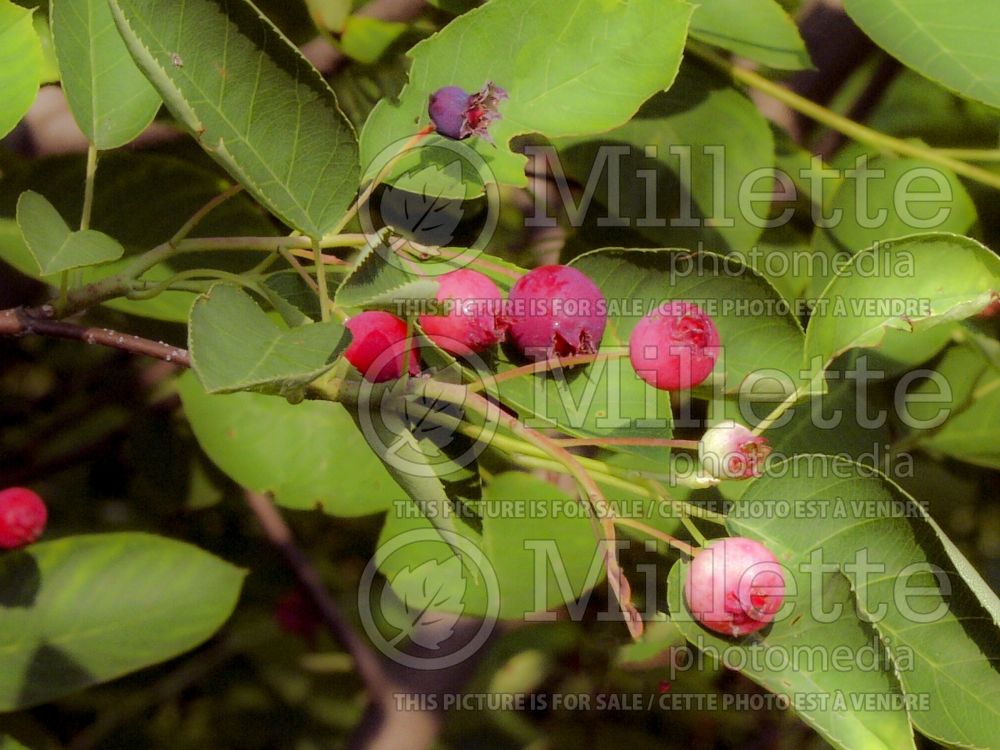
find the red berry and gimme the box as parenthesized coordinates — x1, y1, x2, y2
(418, 269, 507, 355)
(274, 589, 322, 643)
(629, 302, 720, 391)
(684, 537, 785, 638)
(0, 487, 48, 550)
(345, 311, 421, 383)
(506, 265, 607, 359)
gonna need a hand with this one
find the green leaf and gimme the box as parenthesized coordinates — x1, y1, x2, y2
(51, 0, 161, 149)
(304, 0, 350, 32)
(0, 736, 29, 750)
(732, 456, 1000, 749)
(804, 234, 1000, 372)
(107, 0, 359, 237)
(15, 190, 124, 274)
(667, 556, 916, 750)
(808, 156, 977, 298)
(555, 62, 776, 253)
(0, 533, 244, 711)
(346, 372, 484, 564)
(33, 13, 59, 83)
(907, 342, 1000, 469)
(0, 0, 42, 139)
(360, 0, 693, 195)
(763, 352, 893, 463)
(177, 371, 402, 516)
(572, 248, 806, 396)
(188, 284, 347, 394)
(340, 16, 407, 65)
(843, 0, 1000, 109)
(334, 239, 440, 310)
(381, 558, 465, 650)
(377, 472, 602, 620)
(689, 0, 812, 70)
(0, 153, 277, 323)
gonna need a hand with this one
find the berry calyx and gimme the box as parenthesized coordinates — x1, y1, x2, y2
(418, 269, 507, 355)
(428, 81, 508, 143)
(628, 301, 720, 391)
(699, 420, 772, 480)
(0, 487, 48, 550)
(506, 265, 607, 359)
(345, 311, 421, 383)
(684, 537, 785, 638)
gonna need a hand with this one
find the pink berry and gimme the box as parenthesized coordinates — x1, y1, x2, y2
(684, 537, 785, 638)
(418, 269, 507, 355)
(428, 81, 508, 143)
(629, 301, 720, 391)
(506, 265, 607, 359)
(0, 487, 48, 550)
(699, 420, 772, 480)
(345, 311, 421, 383)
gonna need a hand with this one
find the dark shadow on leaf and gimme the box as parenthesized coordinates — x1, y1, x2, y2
(0, 552, 41, 609)
(16, 643, 93, 709)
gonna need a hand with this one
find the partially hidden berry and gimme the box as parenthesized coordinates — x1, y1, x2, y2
(274, 589, 323, 644)
(506, 265, 607, 359)
(428, 81, 508, 143)
(345, 311, 421, 383)
(699, 420, 772, 480)
(0, 487, 48, 550)
(629, 301, 720, 391)
(684, 537, 785, 638)
(418, 269, 507, 355)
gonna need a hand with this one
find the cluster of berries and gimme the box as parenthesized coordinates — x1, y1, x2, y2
(344, 264, 770, 478)
(347, 82, 787, 641)
(344, 264, 723, 387)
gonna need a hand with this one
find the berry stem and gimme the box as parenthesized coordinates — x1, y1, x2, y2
(313, 237, 333, 321)
(614, 517, 696, 557)
(467, 351, 629, 393)
(550, 437, 700, 450)
(331, 124, 435, 236)
(687, 41, 1000, 192)
(169, 183, 244, 246)
(678, 514, 708, 547)
(79, 143, 99, 232)
(413, 379, 645, 640)
(750, 373, 823, 436)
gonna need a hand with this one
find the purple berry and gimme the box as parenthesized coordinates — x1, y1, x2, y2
(428, 81, 508, 143)
(428, 86, 469, 140)
(506, 265, 607, 359)
(684, 537, 785, 638)
(345, 311, 421, 383)
(418, 269, 507, 355)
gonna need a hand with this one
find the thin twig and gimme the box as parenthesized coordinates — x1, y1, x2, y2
(551, 437, 700, 450)
(0, 307, 191, 366)
(169, 183, 244, 245)
(242, 491, 397, 703)
(416, 380, 645, 639)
